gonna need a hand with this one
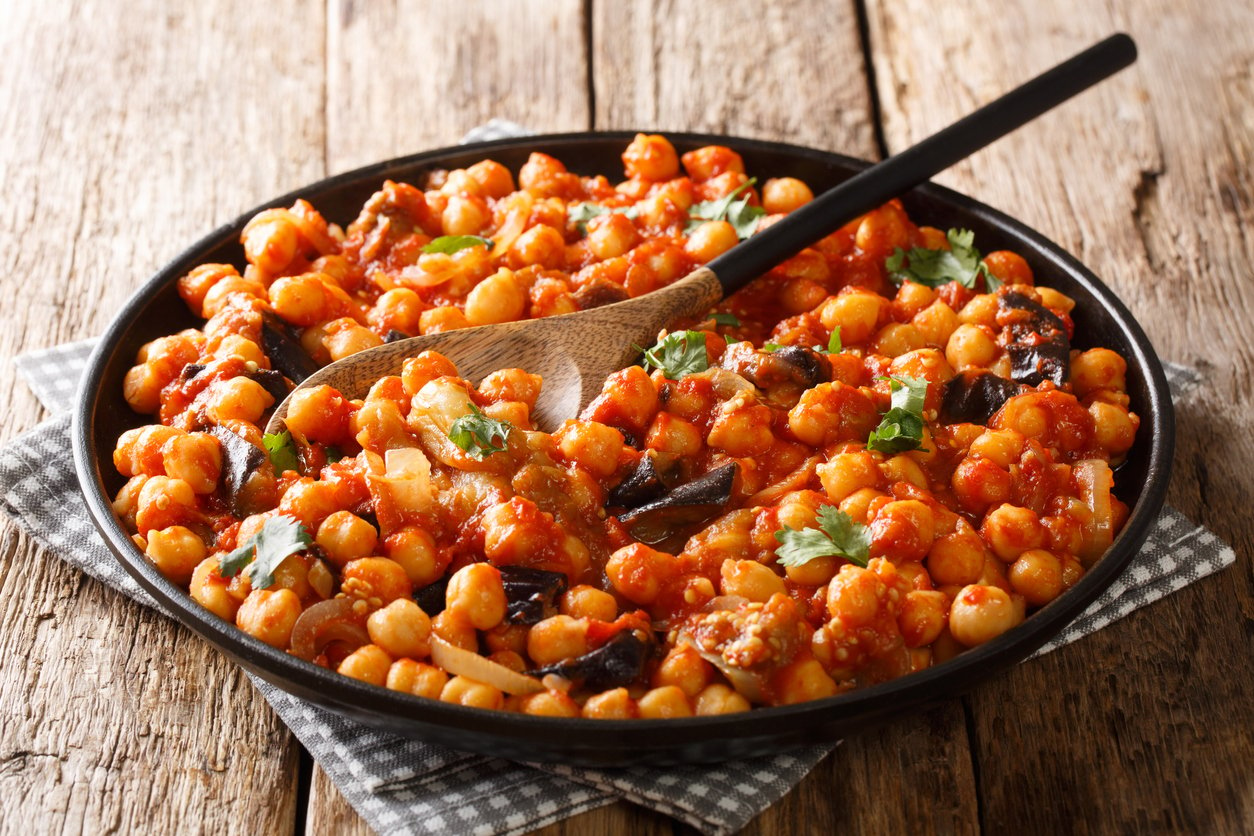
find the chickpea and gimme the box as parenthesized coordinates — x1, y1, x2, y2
(706, 399, 773, 456)
(464, 268, 526, 326)
(337, 644, 393, 686)
(898, 589, 949, 647)
(122, 364, 164, 414)
(720, 559, 787, 603)
(694, 683, 751, 715)
(386, 659, 448, 699)
(316, 511, 378, 568)
(817, 451, 879, 503)
(401, 351, 459, 396)
(441, 194, 491, 236)
(277, 478, 340, 531)
(446, 563, 508, 631)
(869, 499, 936, 563)
(438, 676, 504, 709)
(983, 251, 1034, 286)
(840, 487, 887, 525)
(582, 687, 638, 719)
(134, 475, 198, 533)
(178, 263, 239, 315)
(951, 457, 1012, 512)
(367, 599, 432, 659)
(644, 412, 703, 458)
(190, 556, 239, 621)
(968, 429, 1025, 468)
(236, 588, 301, 649)
(160, 433, 221, 495)
(622, 133, 680, 182)
(927, 522, 986, 586)
(870, 323, 926, 358)
(526, 615, 589, 667)
(981, 504, 1046, 562)
(913, 300, 959, 347)
(819, 290, 886, 344)
(651, 644, 712, 698)
(1089, 401, 1138, 457)
(788, 382, 880, 447)
(145, 525, 207, 585)
(774, 658, 839, 705)
(268, 274, 346, 327)
(761, 177, 814, 214)
(242, 212, 299, 275)
(1008, 549, 1065, 606)
(520, 690, 582, 718)
(949, 584, 1023, 646)
(957, 294, 999, 328)
(827, 564, 884, 627)
(582, 365, 658, 433)
(606, 543, 679, 605)
(431, 608, 477, 651)
(419, 305, 470, 334)
(341, 557, 413, 605)
(684, 220, 739, 262)
(324, 320, 383, 361)
(560, 585, 618, 621)
(854, 203, 910, 256)
(553, 419, 626, 478)
(880, 454, 928, 490)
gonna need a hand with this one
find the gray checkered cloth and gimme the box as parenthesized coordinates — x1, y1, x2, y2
(0, 121, 1234, 834)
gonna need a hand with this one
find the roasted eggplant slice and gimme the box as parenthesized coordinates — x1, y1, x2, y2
(525, 631, 650, 691)
(384, 329, 411, 343)
(618, 462, 737, 544)
(261, 313, 319, 383)
(413, 576, 449, 617)
(248, 367, 290, 403)
(206, 425, 268, 517)
(607, 451, 674, 509)
(500, 566, 568, 625)
(939, 370, 1026, 425)
(998, 289, 1070, 386)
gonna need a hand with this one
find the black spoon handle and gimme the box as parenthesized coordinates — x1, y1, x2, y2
(706, 33, 1137, 293)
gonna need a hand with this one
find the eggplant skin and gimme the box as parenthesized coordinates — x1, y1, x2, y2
(998, 289, 1070, 386)
(939, 370, 1025, 425)
(206, 425, 268, 517)
(499, 566, 568, 625)
(525, 631, 651, 691)
(617, 462, 738, 544)
(261, 314, 320, 383)
(606, 451, 672, 509)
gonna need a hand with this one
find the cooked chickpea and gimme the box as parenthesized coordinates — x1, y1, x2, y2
(554, 420, 626, 478)
(582, 687, 638, 719)
(684, 220, 739, 262)
(160, 433, 221, 495)
(912, 300, 959, 347)
(441, 194, 491, 236)
(145, 525, 207, 584)
(652, 644, 712, 697)
(927, 522, 986, 586)
(949, 584, 1023, 646)
(898, 589, 949, 648)
(439, 676, 505, 710)
(316, 511, 378, 567)
(385, 659, 448, 699)
(236, 588, 301, 649)
(644, 412, 703, 458)
(634, 686, 692, 719)
(384, 526, 446, 587)
(419, 305, 470, 334)
(446, 563, 508, 631)
(720, 559, 787, 602)
(968, 429, 1025, 468)
(775, 658, 838, 705)
(205, 376, 274, 425)
(520, 690, 582, 718)
(134, 475, 198, 533)
(1008, 549, 1065, 606)
(1089, 401, 1138, 457)
(190, 556, 239, 621)
(367, 599, 432, 659)
(827, 564, 883, 628)
(819, 290, 885, 344)
(464, 269, 525, 326)
(871, 323, 926, 358)
(981, 504, 1046, 562)
(338, 644, 393, 686)
(761, 177, 814, 214)
(606, 543, 678, 605)
(869, 499, 936, 563)
(560, 585, 618, 621)
(526, 615, 589, 667)
(957, 294, 999, 327)
(622, 133, 680, 181)
(694, 683, 751, 715)
(341, 557, 413, 605)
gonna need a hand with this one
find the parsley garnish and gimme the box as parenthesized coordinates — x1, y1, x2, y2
(447, 403, 513, 460)
(263, 431, 299, 474)
(637, 330, 709, 379)
(762, 342, 781, 353)
(885, 228, 995, 290)
(685, 178, 765, 239)
(867, 375, 929, 454)
(422, 235, 494, 254)
(569, 203, 639, 235)
(827, 327, 842, 355)
(710, 312, 741, 328)
(219, 514, 312, 589)
(775, 505, 871, 568)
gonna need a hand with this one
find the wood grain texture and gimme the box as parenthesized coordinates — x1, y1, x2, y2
(324, 0, 590, 173)
(866, 1, 1254, 833)
(0, 0, 325, 832)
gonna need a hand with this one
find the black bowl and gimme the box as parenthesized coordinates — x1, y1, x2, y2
(72, 132, 1174, 765)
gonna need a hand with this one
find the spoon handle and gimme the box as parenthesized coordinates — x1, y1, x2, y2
(706, 32, 1137, 293)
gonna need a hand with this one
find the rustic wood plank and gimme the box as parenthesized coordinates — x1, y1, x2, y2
(306, 766, 374, 836)
(0, 0, 326, 832)
(592, 0, 878, 155)
(866, 1, 1254, 832)
(323, 0, 590, 173)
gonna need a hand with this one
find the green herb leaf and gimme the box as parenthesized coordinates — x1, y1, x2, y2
(827, 327, 842, 355)
(885, 228, 995, 290)
(638, 331, 709, 379)
(710, 312, 741, 328)
(775, 505, 871, 568)
(761, 342, 781, 353)
(263, 431, 299, 474)
(569, 202, 639, 235)
(325, 445, 344, 464)
(218, 514, 312, 590)
(685, 178, 765, 239)
(421, 235, 494, 254)
(447, 403, 513, 460)
(867, 375, 929, 454)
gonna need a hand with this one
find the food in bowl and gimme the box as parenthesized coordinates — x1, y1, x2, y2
(109, 134, 1139, 718)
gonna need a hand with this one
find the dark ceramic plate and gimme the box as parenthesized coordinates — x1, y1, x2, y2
(73, 132, 1174, 765)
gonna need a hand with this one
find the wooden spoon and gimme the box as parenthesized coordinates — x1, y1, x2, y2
(268, 34, 1136, 434)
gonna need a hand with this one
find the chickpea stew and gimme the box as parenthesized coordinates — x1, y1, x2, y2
(109, 134, 1143, 720)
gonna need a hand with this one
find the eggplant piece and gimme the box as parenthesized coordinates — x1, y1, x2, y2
(618, 462, 737, 544)
(607, 451, 674, 509)
(413, 576, 449, 616)
(758, 345, 831, 389)
(261, 313, 320, 383)
(248, 367, 290, 403)
(206, 425, 267, 517)
(181, 363, 206, 381)
(572, 279, 629, 311)
(384, 329, 411, 343)
(525, 631, 650, 691)
(939, 370, 1026, 425)
(998, 290, 1070, 386)
(499, 566, 568, 625)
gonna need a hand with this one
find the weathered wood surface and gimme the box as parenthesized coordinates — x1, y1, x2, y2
(1, 0, 1250, 833)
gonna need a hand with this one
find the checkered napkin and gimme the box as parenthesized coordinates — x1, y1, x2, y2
(0, 340, 1235, 836)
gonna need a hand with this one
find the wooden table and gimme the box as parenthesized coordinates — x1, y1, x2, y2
(2, 1, 1250, 832)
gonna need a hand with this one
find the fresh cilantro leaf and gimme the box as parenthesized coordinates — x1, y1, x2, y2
(218, 514, 312, 590)
(422, 235, 494, 254)
(885, 228, 995, 290)
(569, 202, 639, 235)
(867, 375, 929, 454)
(775, 505, 871, 568)
(325, 445, 344, 464)
(447, 403, 513, 460)
(827, 327, 842, 355)
(263, 431, 299, 474)
(710, 312, 741, 328)
(638, 331, 709, 379)
(761, 342, 781, 353)
(685, 178, 765, 239)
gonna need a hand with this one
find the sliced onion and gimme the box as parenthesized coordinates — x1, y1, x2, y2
(379, 447, 433, 511)
(675, 628, 766, 704)
(702, 367, 756, 399)
(290, 598, 369, 662)
(1074, 459, 1115, 565)
(430, 636, 544, 695)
